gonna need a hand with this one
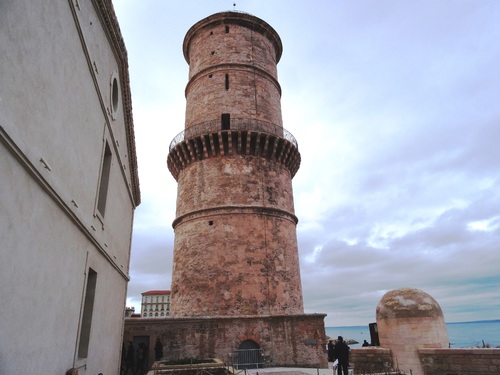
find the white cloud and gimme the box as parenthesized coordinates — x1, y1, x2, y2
(116, 1, 500, 326)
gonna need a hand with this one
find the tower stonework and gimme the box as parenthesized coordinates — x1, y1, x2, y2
(168, 11, 303, 318)
(123, 11, 326, 369)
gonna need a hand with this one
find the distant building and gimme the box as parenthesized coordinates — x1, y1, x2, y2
(0, 1, 140, 374)
(125, 307, 136, 318)
(141, 290, 171, 318)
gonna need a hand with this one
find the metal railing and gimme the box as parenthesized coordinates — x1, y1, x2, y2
(228, 348, 265, 370)
(169, 118, 298, 151)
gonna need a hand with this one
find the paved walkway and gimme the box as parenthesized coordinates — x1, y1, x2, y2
(147, 362, 353, 375)
(244, 368, 334, 375)
(241, 363, 341, 375)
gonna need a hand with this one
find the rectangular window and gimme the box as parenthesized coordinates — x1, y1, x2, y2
(225, 74, 229, 90)
(78, 268, 97, 358)
(97, 141, 112, 217)
(221, 113, 230, 130)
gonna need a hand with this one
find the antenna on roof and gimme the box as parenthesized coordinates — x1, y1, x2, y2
(233, 2, 236, 11)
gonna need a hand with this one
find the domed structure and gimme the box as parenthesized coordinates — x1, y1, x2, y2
(376, 288, 449, 375)
(377, 287, 446, 320)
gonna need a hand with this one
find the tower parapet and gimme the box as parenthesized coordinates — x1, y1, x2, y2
(167, 118, 300, 181)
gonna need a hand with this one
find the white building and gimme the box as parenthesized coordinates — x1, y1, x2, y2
(141, 290, 171, 318)
(0, 1, 140, 374)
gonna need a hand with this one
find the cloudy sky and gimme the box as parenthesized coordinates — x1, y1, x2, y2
(115, 1, 500, 327)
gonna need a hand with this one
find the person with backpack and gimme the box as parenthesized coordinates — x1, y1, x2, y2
(333, 336, 350, 375)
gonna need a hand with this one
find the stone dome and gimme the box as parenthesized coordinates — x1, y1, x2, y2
(376, 287, 444, 320)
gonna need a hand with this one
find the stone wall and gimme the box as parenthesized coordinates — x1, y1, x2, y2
(171, 154, 303, 317)
(350, 347, 500, 375)
(124, 314, 327, 370)
(420, 348, 500, 375)
(183, 12, 282, 127)
(350, 347, 393, 374)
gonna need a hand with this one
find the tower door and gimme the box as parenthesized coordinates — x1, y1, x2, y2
(234, 340, 263, 369)
(221, 113, 230, 130)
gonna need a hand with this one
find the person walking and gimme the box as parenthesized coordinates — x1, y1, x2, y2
(333, 336, 350, 375)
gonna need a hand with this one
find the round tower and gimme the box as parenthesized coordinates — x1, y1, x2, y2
(376, 288, 449, 375)
(167, 11, 303, 317)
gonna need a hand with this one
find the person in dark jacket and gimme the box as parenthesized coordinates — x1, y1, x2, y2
(135, 342, 147, 375)
(154, 337, 163, 361)
(125, 342, 135, 374)
(327, 339, 335, 362)
(333, 336, 350, 375)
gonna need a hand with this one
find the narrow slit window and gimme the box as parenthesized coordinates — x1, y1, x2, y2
(78, 268, 97, 358)
(221, 113, 230, 130)
(225, 74, 229, 90)
(97, 141, 112, 217)
(225, 25, 230, 33)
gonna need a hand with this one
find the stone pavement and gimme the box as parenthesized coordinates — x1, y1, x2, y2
(146, 367, 338, 375)
(147, 365, 404, 375)
(246, 369, 335, 375)
(243, 364, 341, 375)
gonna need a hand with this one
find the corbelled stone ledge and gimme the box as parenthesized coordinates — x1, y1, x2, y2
(167, 129, 300, 180)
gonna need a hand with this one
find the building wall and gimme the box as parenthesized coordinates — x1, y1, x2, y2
(124, 314, 328, 370)
(0, 1, 139, 374)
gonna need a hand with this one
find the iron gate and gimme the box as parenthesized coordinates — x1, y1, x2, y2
(228, 348, 264, 369)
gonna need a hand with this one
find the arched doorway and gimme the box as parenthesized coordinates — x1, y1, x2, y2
(234, 340, 263, 369)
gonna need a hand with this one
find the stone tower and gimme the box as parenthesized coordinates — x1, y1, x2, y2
(168, 11, 303, 318)
(156, 12, 326, 368)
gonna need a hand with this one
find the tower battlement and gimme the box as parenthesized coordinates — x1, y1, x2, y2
(167, 118, 301, 181)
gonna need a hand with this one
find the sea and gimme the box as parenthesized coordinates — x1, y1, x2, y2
(326, 319, 500, 349)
